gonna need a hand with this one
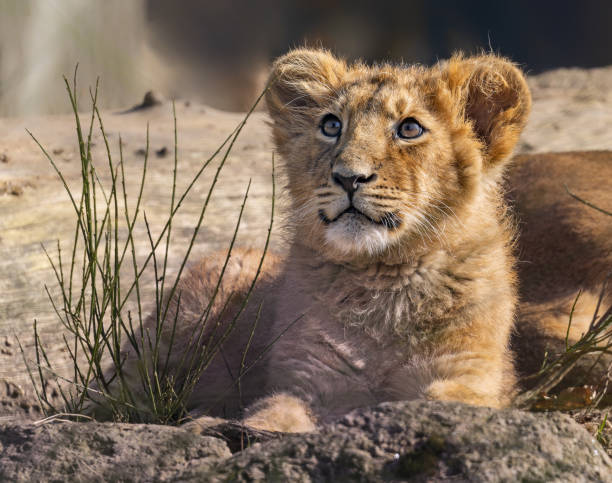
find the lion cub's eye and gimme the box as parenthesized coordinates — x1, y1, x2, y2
(320, 114, 342, 137)
(397, 118, 424, 139)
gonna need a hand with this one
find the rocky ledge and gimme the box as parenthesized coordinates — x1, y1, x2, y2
(1, 401, 610, 482)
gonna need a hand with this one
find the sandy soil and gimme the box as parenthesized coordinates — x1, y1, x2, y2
(1, 65, 611, 421)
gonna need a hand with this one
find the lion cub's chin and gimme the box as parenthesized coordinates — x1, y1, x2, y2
(323, 214, 392, 255)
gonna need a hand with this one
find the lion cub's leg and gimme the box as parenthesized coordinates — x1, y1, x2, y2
(423, 350, 513, 409)
(243, 393, 317, 433)
(419, 300, 516, 408)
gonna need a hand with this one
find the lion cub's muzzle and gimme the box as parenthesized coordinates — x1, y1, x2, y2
(318, 206, 401, 229)
(318, 170, 401, 230)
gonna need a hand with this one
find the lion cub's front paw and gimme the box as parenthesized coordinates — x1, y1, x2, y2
(425, 379, 503, 408)
(243, 393, 317, 433)
(181, 415, 227, 435)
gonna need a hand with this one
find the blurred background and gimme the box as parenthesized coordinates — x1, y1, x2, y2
(1, 0, 611, 116)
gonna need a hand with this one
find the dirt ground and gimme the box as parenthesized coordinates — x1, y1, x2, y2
(1, 64, 611, 426)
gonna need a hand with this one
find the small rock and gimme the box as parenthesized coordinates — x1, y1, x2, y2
(156, 146, 168, 157)
(135, 91, 163, 111)
(52, 148, 64, 155)
(1, 337, 13, 354)
(4, 382, 21, 399)
(135, 148, 147, 157)
(0, 153, 8, 163)
(1, 182, 23, 196)
(10, 185, 23, 196)
(140, 90, 163, 108)
(119, 90, 165, 114)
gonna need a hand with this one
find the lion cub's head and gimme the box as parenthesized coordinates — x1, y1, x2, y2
(265, 49, 530, 260)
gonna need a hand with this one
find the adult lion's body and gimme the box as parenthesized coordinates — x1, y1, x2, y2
(508, 151, 612, 388)
(108, 50, 611, 432)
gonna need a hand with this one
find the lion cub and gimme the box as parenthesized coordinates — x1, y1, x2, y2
(164, 48, 535, 432)
(122, 49, 536, 432)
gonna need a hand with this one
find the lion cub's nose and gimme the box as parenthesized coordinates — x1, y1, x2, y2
(332, 172, 377, 195)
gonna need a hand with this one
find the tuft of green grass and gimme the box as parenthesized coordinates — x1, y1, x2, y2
(596, 412, 609, 446)
(19, 69, 277, 424)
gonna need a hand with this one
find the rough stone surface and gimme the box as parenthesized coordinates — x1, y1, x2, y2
(0, 421, 231, 482)
(0, 401, 609, 482)
(208, 401, 612, 482)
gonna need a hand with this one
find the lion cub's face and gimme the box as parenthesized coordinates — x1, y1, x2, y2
(300, 72, 459, 255)
(266, 50, 530, 259)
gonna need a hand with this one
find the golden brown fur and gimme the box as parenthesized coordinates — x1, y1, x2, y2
(110, 49, 611, 432)
(507, 151, 612, 389)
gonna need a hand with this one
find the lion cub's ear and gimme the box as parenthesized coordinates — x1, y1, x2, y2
(266, 48, 346, 127)
(442, 54, 531, 166)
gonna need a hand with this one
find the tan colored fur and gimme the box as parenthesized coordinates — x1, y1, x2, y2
(507, 151, 612, 389)
(110, 50, 611, 433)
(244, 49, 529, 428)
(243, 393, 317, 432)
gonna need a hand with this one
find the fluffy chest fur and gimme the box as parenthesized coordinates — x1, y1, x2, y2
(265, 215, 515, 420)
(297, 247, 458, 343)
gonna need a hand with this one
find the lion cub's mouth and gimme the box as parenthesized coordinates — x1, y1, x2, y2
(318, 207, 401, 229)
